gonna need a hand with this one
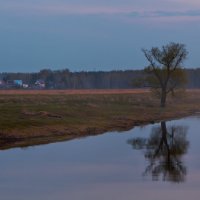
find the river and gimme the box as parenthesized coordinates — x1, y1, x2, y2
(0, 116, 200, 200)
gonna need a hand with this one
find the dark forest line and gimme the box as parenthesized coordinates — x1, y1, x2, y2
(0, 68, 199, 89)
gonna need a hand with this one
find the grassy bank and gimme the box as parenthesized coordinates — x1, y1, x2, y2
(0, 89, 200, 150)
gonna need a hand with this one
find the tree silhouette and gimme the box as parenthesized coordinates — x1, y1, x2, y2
(127, 122, 189, 183)
(142, 42, 188, 107)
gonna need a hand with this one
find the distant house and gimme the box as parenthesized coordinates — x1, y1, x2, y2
(13, 80, 23, 87)
(0, 80, 5, 85)
(22, 84, 29, 89)
(35, 80, 46, 88)
(5, 80, 23, 88)
(0, 80, 6, 88)
(6, 80, 15, 88)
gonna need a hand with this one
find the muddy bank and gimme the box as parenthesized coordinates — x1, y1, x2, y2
(0, 110, 197, 150)
(0, 90, 199, 150)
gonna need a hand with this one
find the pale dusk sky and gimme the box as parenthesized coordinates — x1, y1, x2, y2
(0, 0, 200, 72)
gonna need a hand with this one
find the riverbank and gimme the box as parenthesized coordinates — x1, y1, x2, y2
(0, 89, 199, 150)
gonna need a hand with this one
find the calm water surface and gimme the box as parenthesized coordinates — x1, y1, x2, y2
(1, 116, 200, 200)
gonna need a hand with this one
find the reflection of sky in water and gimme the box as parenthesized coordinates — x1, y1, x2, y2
(0, 117, 200, 199)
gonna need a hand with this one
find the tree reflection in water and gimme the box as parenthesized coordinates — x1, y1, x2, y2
(127, 122, 189, 183)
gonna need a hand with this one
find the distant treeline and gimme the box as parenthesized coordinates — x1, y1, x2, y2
(0, 68, 200, 89)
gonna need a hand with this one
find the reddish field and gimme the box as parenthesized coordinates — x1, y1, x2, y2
(0, 89, 150, 95)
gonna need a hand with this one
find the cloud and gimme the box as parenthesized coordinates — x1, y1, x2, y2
(1, 3, 200, 17)
(119, 10, 200, 24)
(1, 1, 200, 23)
(0, 3, 138, 15)
(145, 10, 200, 18)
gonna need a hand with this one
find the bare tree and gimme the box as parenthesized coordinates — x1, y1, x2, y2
(142, 42, 188, 107)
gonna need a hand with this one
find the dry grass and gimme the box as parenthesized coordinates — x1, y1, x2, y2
(0, 89, 149, 95)
(0, 89, 199, 149)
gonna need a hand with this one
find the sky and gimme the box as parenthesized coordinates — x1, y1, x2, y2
(0, 0, 200, 72)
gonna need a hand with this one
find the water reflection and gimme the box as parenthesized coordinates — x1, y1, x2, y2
(127, 121, 189, 183)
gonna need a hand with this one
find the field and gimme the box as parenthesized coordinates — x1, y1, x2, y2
(0, 89, 149, 95)
(0, 89, 200, 149)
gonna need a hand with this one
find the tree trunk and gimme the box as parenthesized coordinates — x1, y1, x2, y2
(160, 89, 167, 107)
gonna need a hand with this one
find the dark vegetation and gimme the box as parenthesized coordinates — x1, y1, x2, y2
(0, 68, 200, 89)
